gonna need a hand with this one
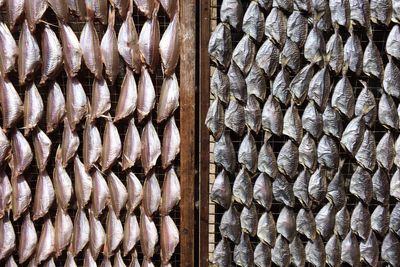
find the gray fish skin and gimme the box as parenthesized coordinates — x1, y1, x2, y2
(350, 166, 373, 204)
(18, 20, 41, 85)
(238, 130, 257, 173)
(162, 116, 180, 169)
(363, 38, 384, 80)
(371, 204, 389, 237)
(272, 235, 290, 267)
(277, 139, 299, 179)
(59, 21, 82, 77)
(101, 119, 122, 172)
(232, 167, 253, 207)
(326, 28, 344, 76)
(90, 78, 111, 121)
(220, 205, 241, 244)
(294, 0, 310, 12)
(138, 11, 160, 73)
(265, 8, 287, 47)
(11, 175, 31, 221)
(360, 231, 379, 267)
(66, 77, 87, 131)
(126, 172, 143, 213)
(122, 118, 141, 171)
(273, 0, 294, 12)
(160, 215, 179, 264)
(294, 170, 312, 209)
(208, 23, 232, 71)
(302, 101, 323, 139)
(308, 168, 327, 204)
(331, 75, 354, 119)
(40, 25, 62, 85)
(370, 0, 392, 25)
(220, 0, 243, 30)
(101, 6, 119, 85)
(344, 30, 363, 75)
(114, 67, 137, 122)
(280, 38, 301, 74)
(262, 95, 283, 136)
(32, 128, 51, 172)
(283, 103, 302, 144)
(245, 95, 262, 133)
(384, 57, 400, 99)
(232, 35, 256, 76)
(349, 0, 371, 28)
(74, 156, 92, 208)
(273, 174, 295, 207)
(225, 99, 245, 136)
(242, 2, 264, 43)
(157, 74, 179, 123)
(240, 204, 258, 237)
(308, 66, 331, 112)
(233, 233, 254, 267)
(0, 213, 15, 260)
(272, 67, 291, 106)
(136, 67, 155, 123)
(305, 234, 326, 267)
(88, 209, 105, 260)
(287, 11, 308, 48)
(253, 173, 272, 210)
(61, 118, 79, 168)
(340, 116, 365, 156)
(11, 129, 33, 177)
(18, 213, 37, 264)
(315, 202, 335, 240)
(0, 22, 18, 75)
(211, 169, 231, 209)
(325, 234, 341, 267)
(211, 68, 229, 104)
(212, 239, 232, 267)
(290, 63, 314, 105)
(46, 82, 65, 133)
(160, 167, 180, 215)
(257, 211, 276, 247)
(83, 118, 101, 173)
(317, 135, 339, 169)
(0, 172, 11, 218)
(47, 0, 69, 22)
(0, 128, 9, 166)
(123, 213, 139, 257)
(277, 206, 296, 242)
(376, 131, 395, 171)
(326, 160, 346, 209)
(256, 39, 279, 78)
(5, 0, 24, 31)
(54, 207, 73, 257)
(298, 134, 317, 171)
(214, 130, 236, 174)
(386, 25, 400, 60)
(289, 235, 305, 267)
(335, 205, 350, 240)
(329, 0, 350, 28)
(35, 217, 55, 265)
(390, 202, 400, 236)
(108, 172, 128, 217)
(254, 242, 271, 267)
(258, 136, 277, 178)
(323, 103, 343, 139)
(23, 82, 44, 136)
(228, 62, 246, 103)
(391, 169, 400, 200)
(381, 231, 400, 266)
(350, 202, 371, 240)
(304, 24, 325, 64)
(379, 93, 399, 130)
(141, 120, 161, 175)
(355, 81, 376, 128)
(394, 0, 400, 22)
(91, 169, 110, 218)
(142, 173, 161, 217)
(32, 171, 55, 220)
(355, 129, 376, 171)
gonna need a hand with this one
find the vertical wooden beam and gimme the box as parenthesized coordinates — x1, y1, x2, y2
(199, 0, 210, 266)
(180, 0, 196, 266)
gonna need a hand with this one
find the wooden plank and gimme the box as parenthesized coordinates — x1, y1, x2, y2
(199, 0, 211, 266)
(180, 0, 196, 266)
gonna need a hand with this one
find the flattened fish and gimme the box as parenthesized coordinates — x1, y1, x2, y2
(157, 74, 179, 123)
(350, 166, 373, 204)
(349, 0, 371, 28)
(0, 128, 9, 168)
(54, 207, 73, 257)
(5, 0, 24, 30)
(329, 0, 350, 28)
(257, 211, 276, 247)
(83, 117, 101, 172)
(47, 0, 69, 22)
(208, 23, 232, 71)
(304, 21, 325, 64)
(340, 116, 365, 155)
(59, 21, 82, 77)
(317, 135, 339, 169)
(0, 22, 18, 75)
(160, 167, 180, 215)
(391, 168, 400, 200)
(61, 118, 79, 167)
(232, 167, 252, 207)
(220, 0, 243, 30)
(159, 14, 180, 76)
(254, 242, 271, 267)
(287, 11, 308, 48)
(355, 129, 376, 171)
(238, 130, 257, 173)
(277, 139, 299, 178)
(110, 0, 129, 18)
(69, 209, 89, 257)
(272, 235, 290, 267)
(370, 0, 392, 25)
(228, 62, 246, 103)
(101, 6, 119, 84)
(101, 118, 121, 172)
(326, 160, 346, 208)
(242, 1, 264, 43)
(289, 235, 305, 267)
(123, 213, 139, 256)
(126, 172, 143, 213)
(383, 57, 400, 99)
(139, 207, 158, 258)
(331, 75, 354, 119)
(67, 0, 86, 19)
(32, 171, 55, 220)
(335, 205, 350, 239)
(325, 234, 341, 267)
(114, 67, 137, 122)
(232, 35, 256, 76)
(134, 0, 156, 18)
(46, 82, 65, 133)
(283, 102, 302, 144)
(139, 9, 160, 72)
(142, 173, 161, 217)
(296, 208, 316, 240)
(341, 232, 360, 266)
(262, 95, 283, 136)
(386, 25, 400, 61)
(363, 37, 384, 80)
(265, 7, 287, 47)
(271, 67, 291, 106)
(308, 66, 331, 112)
(141, 120, 161, 174)
(211, 68, 229, 104)
(326, 28, 344, 76)
(206, 100, 224, 141)
(233, 232, 254, 267)
(220, 205, 241, 244)
(159, 0, 178, 18)
(376, 131, 395, 171)
(88, 209, 105, 259)
(277, 206, 296, 242)
(273, 174, 295, 207)
(80, 20, 103, 78)
(162, 116, 180, 169)
(308, 167, 327, 204)
(40, 24, 62, 84)
(382, 231, 400, 266)
(5, 255, 17, 267)
(350, 201, 371, 240)
(74, 156, 92, 208)
(379, 92, 399, 130)
(360, 231, 379, 267)
(255, 38, 279, 78)
(344, 29, 363, 76)
(244, 95, 262, 133)
(122, 118, 141, 170)
(18, 213, 37, 264)
(293, 169, 312, 209)
(11, 175, 31, 221)
(305, 234, 326, 267)
(0, 213, 15, 260)
(290, 63, 314, 105)
(35, 217, 54, 264)
(214, 130, 236, 173)
(104, 206, 124, 257)
(394, 0, 400, 23)
(302, 101, 323, 139)
(315, 202, 335, 240)
(66, 77, 87, 130)
(160, 215, 179, 263)
(371, 204, 389, 237)
(11, 129, 33, 177)
(108, 172, 128, 217)
(258, 134, 278, 177)
(0, 172, 11, 218)
(355, 80, 376, 128)
(390, 202, 400, 236)
(240, 204, 258, 236)
(114, 250, 126, 267)
(32, 128, 51, 172)
(91, 169, 110, 218)
(23, 82, 43, 136)
(253, 173, 272, 210)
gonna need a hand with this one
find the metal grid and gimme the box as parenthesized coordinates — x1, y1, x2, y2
(0, 4, 181, 266)
(207, 1, 398, 265)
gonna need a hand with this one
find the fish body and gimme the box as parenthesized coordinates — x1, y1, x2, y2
(18, 213, 37, 264)
(214, 130, 236, 173)
(0, 172, 11, 218)
(253, 173, 272, 210)
(11, 130, 33, 177)
(35, 217, 55, 265)
(91, 169, 110, 218)
(265, 7, 287, 47)
(298, 133, 316, 172)
(32, 171, 55, 220)
(243, 1, 265, 43)
(46, 82, 65, 133)
(123, 213, 139, 256)
(107, 172, 128, 217)
(137, 67, 155, 122)
(80, 20, 103, 78)
(88, 210, 105, 259)
(233, 233, 254, 267)
(101, 119, 122, 172)
(59, 21, 82, 77)
(66, 77, 87, 130)
(208, 23, 232, 71)
(141, 120, 161, 174)
(220, 0, 243, 30)
(83, 117, 101, 172)
(294, 170, 312, 209)
(273, 174, 295, 207)
(296, 208, 316, 240)
(160, 215, 179, 264)
(74, 156, 92, 208)
(139, 12, 160, 72)
(371, 204, 389, 236)
(24, 82, 43, 136)
(5, 0, 24, 30)
(232, 35, 256, 76)
(139, 207, 158, 258)
(90, 78, 111, 120)
(240, 204, 258, 236)
(69, 208, 89, 256)
(40, 25, 62, 85)
(54, 207, 73, 257)
(47, 0, 69, 22)
(61, 118, 79, 167)
(160, 167, 180, 215)
(232, 168, 253, 207)
(257, 211, 276, 247)
(256, 39, 279, 78)
(0, 22, 18, 75)
(115, 67, 137, 122)
(220, 205, 241, 244)
(211, 238, 232, 266)
(18, 20, 40, 85)
(126, 172, 143, 213)
(122, 118, 141, 170)
(11, 175, 31, 220)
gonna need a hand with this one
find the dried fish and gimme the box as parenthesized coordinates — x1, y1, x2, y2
(35, 217, 54, 265)
(363, 37, 384, 80)
(59, 21, 82, 77)
(390, 202, 400, 236)
(66, 77, 87, 130)
(382, 231, 400, 266)
(11, 175, 31, 220)
(108, 172, 128, 217)
(244, 95, 262, 133)
(273, 174, 295, 207)
(335, 205, 350, 239)
(331, 75, 354, 119)
(272, 67, 291, 106)
(123, 213, 139, 256)
(317, 135, 339, 169)
(253, 173, 272, 210)
(0, 22, 18, 75)
(32, 171, 55, 220)
(228, 62, 246, 103)
(88, 209, 105, 259)
(101, 118, 122, 172)
(220, 205, 241, 244)
(355, 80, 376, 128)
(54, 207, 73, 257)
(257, 211, 276, 247)
(104, 207, 124, 257)
(302, 101, 323, 139)
(277, 206, 296, 242)
(122, 118, 141, 170)
(214, 130, 236, 173)
(208, 23, 232, 71)
(325, 234, 341, 267)
(330, 0, 350, 28)
(141, 120, 161, 174)
(370, 0, 392, 25)
(344, 30, 363, 76)
(48, 0, 69, 22)
(233, 233, 254, 267)
(305, 234, 326, 267)
(74, 156, 92, 208)
(24, 82, 43, 136)
(159, 14, 180, 76)
(160, 167, 180, 215)
(18, 213, 37, 264)
(110, 0, 129, 18)
(238, 130, 257, 173)
(225, 98, 245, 136)
(287, 11, 308, 48)
(349, 166, 373, 204)
(5, 0, 24, 30)
(232, 167, 252, 207)
(290, 63, 314, 105)
(240, 204, 257, 236)
(262, 95, 283, 136)
(308, 66, 331, 112)
(289, 235, 306, 267)
(350, 202, 371, 240)
(376, 131, 395, 170)
(139, 207, 158, 258)
(299, 134, 317, 172)
(308, 167, 327, 204)
(280, 39, 301, 74)
(371, 204, 389, 236)
(61, 118, 79, 167)
(296, 208, 316, 239)
(69, 208, 89, 257)
(256, 38, 279, 78)
(243, 2, 264, 43)
(40, 25, 62, 84)
(383, 57, 400, 99)
(11, 129, 33, 177)
(254, 242, 271, 267)
(272, 235, 290, 267)
(232, 35, 256, 76)
(159, 0, 178, 18)
(342, 232, 360, 266)
(138, 9, 160, 72)
(91, 169, 110, 218)
(360, 231, 378, 266)
(46, 82, 65, 133)
(283, 102, 302, 145)
(157, 74, 179, 123)
(265, 7, 287, 47)
(258, 134, 278, 177)
(80, 20, 103, 78)
(0, 172, 11, 218)
(160, 215, 179, 264)
(115, 67, 137, 122)
(379, 92, 399, 130)
(127, 172, 143, 213)
(294, 170, 312, 209)
(315, 202, 335, 240)
(142, 173, 161, 217)
(137, 67, 155, 122)
(83, 117, 101, 172)
(326, 160, 346, 208)
(355, 129, 376, 171)
(391, 168, 400, 200)
(349, 0, 371, 28)
(304, 22, 325, 64)
(340, 116, 365, 155)
(220, 0, 243, 30)
(277, 139, 299, 179)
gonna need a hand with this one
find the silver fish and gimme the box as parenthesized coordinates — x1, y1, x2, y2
(329, 0, 350, 28)
(159, 0, 178, 18)
(305, 234, 326, 266)
(0, 172, 11, 218)
(315, 202, 335, 240)
(0, 22, 18, 75)
(126, 172, 143, 213)
(280, 38, 301, 74)
(273, 173, 295, 207)
(272, 234, 290, 267)
(379, 92, 399, 130)
(46, 82, 65, 133)
(10, 175, 31, 220)
(18, 20, 40, 85)
(308, 66, 331, 112)
(290, 63, 314, 105)
(122, 119, 141, 171)
(350, 201, 371, 240)
(382, 231, 400, 266)
(253, 173, 272, 210)
(294, 0, 310, 12)
(18, 213, 37, 264)
(47, 0, 69, 22)
(349, 0, 371, 28)
(61, 118, 79, 167)
(233, 232, 254, 267)
(289, 235, 305, 267)
(287, 11, 308, 48)
(272, 67, 291, 106)
(394, 0, 400, 23)
(277, 206, 296, 242)
(257, 211, 276, 247)
(54, 206, 73, 257)
(232, 35, 256, 76)
(141, 119, 161, 174)
(326, 160, 346, 208)
(245, 95, 262, 134)
(225, 98, 245, 136)
(101, 6, 119, 84)
(139, 206, 158, 258)
(370, 0, 392, 25)
(74, 156, 92, 208)
(65, 252, 77, 267)
(376, 131, 395, 170)
(59, 21, 82, 77)
(304, 22, 325, 64)
(363, 37, 384, 80)
(341, 232, 360, 266)
(232, 167, 253, 207)
(283, 102, 303, 144)
(69, 208, 89, 256)
(243, 1, 264, 43)
(114, 67, 137, 122)
(88, 209, 105, 259)
(220, 0, 243, 30)
(383, 57, 400, 99)
(208, 23, 232, 71)
(123, 213, 139, 256)
(355, 129, 376, 171)
(350, 166, 373, 204)
(40, 25, 62, 85)
(87, 0, 107, 24)
(91, 169, 110, 218)
(139, 10, 160, 72)
(343, 29, 363, 76)
(160, 167, 180, 215)
(137, 67, 155, 122)
(228, 62, 246, 103)
(340, 116, 365, 155)
(255, 38, 279, 78)
(258, 133, 278, 177)
(35, 217, 54, 264)
(220, 205, 241, 244)
(240, 204, 258, 236)
(246, 64, 266, 103)
(160, 215, 179, 264)
(321, 103, 342, 139)
(335, 205, 350, 239)
(114, 250, 126, 267)
(360, 231, 379, 266)
(24, 82, 43, 136)
(66, 77, 87, 130)
(302, 101, 323, 139)
(294, 170, 312, 209)
(84, 249, 97, 267)
(157, 74, 179, 123)
(391, 168, 400, 200)
(265, 7, 287, 47)
(325, 234, 341, 267)
(308, 167, 327, 204)
(296, 208, 316, 240)
(5, 0, 24, 30)
(80, 20, 103, 79)
(0, 128, 10, 167)
(107, 172, 128, 217)
(11, 129, 33, 177)
(354, 80, 376, 127)
(332, 74, 354, 119)
(211, 238, 232, 266)
(83, 117, 101, 172)
(371, 204, 389, 237)
(317, 134, 339, 169)
(214, 130, 236, 173)
(390, 202, 400, 236)
(142, 173, 161, 217)
(211, 68, 229, 104)
(32, 171, 55, 220)
(26, 0, 48, 34)
(238, 130, 257, 173)
(254, 242, 271, 267)
(298, 133, 317, 171)
(101, 118, 121, 172)
(0, 213, 15, 260)
(277, 139, 299, 179)
(386, 25, 400, 60)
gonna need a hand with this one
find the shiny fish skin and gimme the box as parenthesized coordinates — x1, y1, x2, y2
(244, 95, 262, 133)
(24, 82, 43, 136)
(272, 67, 290, 106)
(232, 167, 253, 207)
(390, 202, 400, 236)
(232, 35, 256, 76)
(256, 38, 279, 78)
(277, 139, 299, 179)
(355, 129, 376, 171)
(289, 235, 305, 267)
(272, 234, 290, 267)
(101, 118, 121, 172)
(253, 173, 272, 210)
(61, 118, 79, 167)
(208, 23, 232, 71)
(273, 174, 295, 207)
(5, 0, 24, 30)
(246, 64, 266, 102)
(233, 232, 254, 267)
(74, 156, 92, 208)
(240, 204, 257, 236)
(349, 0, 371, 28)
(242, 2, 264, 43)
(18, 20, 40, 85)
(126, 172, 143, 213)
(304, 23, 325, 64)
(391, 169, 400, 200)
(371, 204, 389, 237)
(91, 169, 110, 218)
(325, 234, 341, 267)
(225, 99, 245, 135)
(88, 209, 105, 260)
(69, 208, 89, 257)
(326, 160, 346, 208)
(350, 166, 373, 204)
(280, 38, 301, 73)
(317, 135, 339, 169)
(157, 74, 179, 123)
(11, 175, 31, 221)
(220, 205, 241, 244)
(211, 68, 229, 104)
(294, 170, 312, 209)
(287, 11, 308, 48)
(46, 82, 65, 133)
(257, 211, 276, 247)
(382, 231, 400, 266)
(159, 0, 178, 19)
(370, 0, 392, 25)
(211, 238, 231, 266)
(160, 215, 179, 264)
(379, 92, 399, 130)
(40, 25, 62, 85)
(308, 66, 331, 112)
(123, 213, 139, 256)
(258, 135, 278, 177)
(139, 207, 158, 258)
(296, 208, 316, 239)
(47, 0, 69, 22)
(0, 22, 18, 75)
(220, 0, 243, 30)
(80, 20, 103, 79)
(89, 79, 111, 122)
(350, 202, 371, 240)
(142, 173, 161, 217)
(363, 38, 384, 80)
(386, 25, 400, 60)
(83, 117, 101, 172)
(0, 172, 11, 218)
(122, 118, 141, 170)
(265, 7, 287, 47)
(228, 62, 246, 103)
(66, 77, 87, 131)
(254, 242, 271, 267)
(335, 205, 350, 239)
(315, 202, 335, 240)
(290, 63, 314, 105)
(141, 120, 161, 174)
(299, 133, 317, 171)
(283, 102, 302, 144)
(340, 116, 365, 155)
(11, 129, 33, 177)
(360, 231, 378, 266)
(18, 213, 37, 264)
(344, 30, 363, 76)
(160, 167, 180, 215)
(305, 234, 326, 267)
(114, 67, 137, 122)
(35, 217, 54, 265)
(137, 67, 155, 122)
(376, 131, 395, 170)
(238, 130, 257, 173)
(32, 171, 55, 220)
(54, 207, 73, 257)
(59, 21, 82, 77)
(32, 128, 51, 172)
(355, 80, 376, 128)
(332, 75, 354, 119)
(114, 250, 126, 267)
(341, 232, 360, 266)
(329, 0, 350, 28)
(107, 172, 128, 217)
(139, 10, 160, 72)
(394, 0, 400, 23)
(214, 130, 236, 173)
(302, 101, 323, 139)
(383, 57, 400, 99)
(0, 213, 15, 260)
(277, 206, 296, 242)
(308, 167, 327, 204)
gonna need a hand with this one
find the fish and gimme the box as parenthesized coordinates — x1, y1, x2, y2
(160, 167, 180, 215)
(35, 217, 55, 265)
(5, 255, 17, 267)
(232, 167, 253, 207)
(160, 215, 179, 263)
(391, 168, 400, 200)
(101, 118, 122, 172)
(290, 235, 305, 267)
(80, 20, 103, 79)
(65, 252, 77, 267)
(308, 66, 331, 112)
(325, 234, 341, 267)
(294, 0, 310, 12)
(214, 130, 236, 173)
(228, 62, 247, 103)
(344, 29, 363, 76)
(335, 204, 350, 239)
(142, 258, 155, 267)
(137, 67, 155, 122)
(159, 0, 178, 18)
(11, 129, 33, 177)
(91, 169, 110, 218)
(0, 172, 11, 218)
(139, 206, 158, 258)
(220, 205, 241, 244)
(123, 213, 139, 256)
(257, 211, 276, 247)
(0, 129, 10, 167)
(87, 0, 107, 24)
(18, 213, 37, 264)
(74, 156, 92, 208)
(139, 9, 160, 72)
(305, 234, 326, 267)
(265, 7, 287, 47)
(208, 23, 232, 71)
(83, 249, 97, 267)
(394, 0, 400, 22)
(67, 0, 86, 19)
(290, 63, 314, 106)
(271, 67, 291, 106)
(254, 242, 271, 267)
(141, 120, 161, 174)
(379, 92, 399, 130)
(287, 11, 308, 49)
(126, 171, 143, 213)
(142, 173, 161, 217)
(350, 166, 373, 204)
(315, 202, 335, 240)
(253, 173, 272, 210)
(280, 38, 301, 74)
(83, 117, 101, 172)
(25, 0, 47, 32)
(383, 57, 400, 99)
(341, 232, 360, 266)
(273, 0, 294, 12)
(46, 82, 65, 133)
(24, 82, 43, 136)
(244, 95, 262, 134)
(107, 172, 128, 217)
(242, 1, 264, 43)
(355, 129, 376, 171)
(114, 250, 126, 267)
(66, 77, 87, 131)
(220, 0, 243, 30)
(240, 204, 257, 236)
(363, 37, 384, 80)
(110, 0, 129, 18)
(293, 169, 312, 209)
(238, 130, 257, 173)
(5, 0, 24, 30)
(340, 116, 365, 155)
(211, 69, 229, 104)
(308, 167, 327, 204)
(233, 232, 254, 267)
(246, 64, 266, 103)
(114, 67, 137, 122)
(232, 35, 256, 76)
(371, 204, 389, 237)
(157, 74, 179, 123)
(354, 80, 376, 128)
(273, 173, 295, 207)
(88, 209, 105, 260)
(54, 206, 73, 257)
(317, 135, 339, 169)
(277, 139, 299, 179)
(283, 102, 303, 144)
(40, 25, 62, 85)
(302, 101, 323, 139)
(159, 14, 180, 76)
(359, 231, 379, 267)
(382, 231, 400, 266)
(350, 202, 371, 240)
(61, 118, 79, 167)
(0, 22, 18, 75)
(18, 20, 41, 85)
(326, 160, 346, 209)
(261, 94, 284, 137)
(272, 234, 290, 267)
(258, 133, 278, 177)
(386, 25, 400, 61)
(255, 38, 279, 78)
(304, 21, 325, 64)
(370, 0, 392, 25)
(330, 0, 350, 28)
(349, 0, 371, 28)
(47, 0, 69, 21)
(101, 257, 112, 267)
(390, 202, 400, 236)
(69, 208, 89, 256)
(376, 131, 395, 171)
(299, 133, 317, 172)
(134, 0, 157, 18)
(296, 208, 316, 240)
(59, 21, 82, 77)
(10, 175, 31, 220)
(277, 206, 296, 242)
(331, 75, 354, 119)
(32, 171, 55, 220)
(0, 213, 15, 260)
(121, 119, 141, 171)
(101, 6, 120, 84)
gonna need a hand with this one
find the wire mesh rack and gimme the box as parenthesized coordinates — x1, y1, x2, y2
(207, 1, 399, 266)
(0, 3, 181, 266)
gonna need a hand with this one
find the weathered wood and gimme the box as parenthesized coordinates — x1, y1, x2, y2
(180, 0, 196, 266)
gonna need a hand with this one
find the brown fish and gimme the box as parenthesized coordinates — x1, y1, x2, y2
(11, 129, 33, 177)
(40, 24, 62, 84)
(35, 217, 55, 264)
(24, 82, 43, 136)
(69, 208, 89, 257)
(83, 117, 101, 172)
(0, 172, 11, 218)
(46, 82, 65, 133)
(157, 74, 179, 123)
(110, 0, 129, 18)
(32, 171, 55, 220)
(59, 21, 82, 77)
(18, 213, 37, 264)
(101, 118, 122, 172)
(74, 156, 92, 208)
(88, 209, 105, 260)
(162, 117, 180, 169)
(54, 206, 73, 257)
(126, 172, 143, 213)
(141, 120, 161, 174)
(137, 66, 156, 122)
(160, 215, 179, 264)
(114, 67, 137, 122)
(107, 172, 128, 217)
(18, 20, 40, 85)
(123, 213, 139, 256)
(134, 0, 156, 18)
(160, 167, 180, 215)
(48, 0, 69, 21)
(159, 13, 180, 76)
(139, 7, 160, 72)
(80, 20, 103, 79)
(5, 0, 24, 30)
(0, 77, 23, 129)
(10, 175, 31, 221)
(139, 206, 158, 258)
(122, 118, 141, 171)
(61, 118, 79, 167)
(66, 77, 87, 130)
(91, 169, 110, 218)
(0, 22, 18, 75)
